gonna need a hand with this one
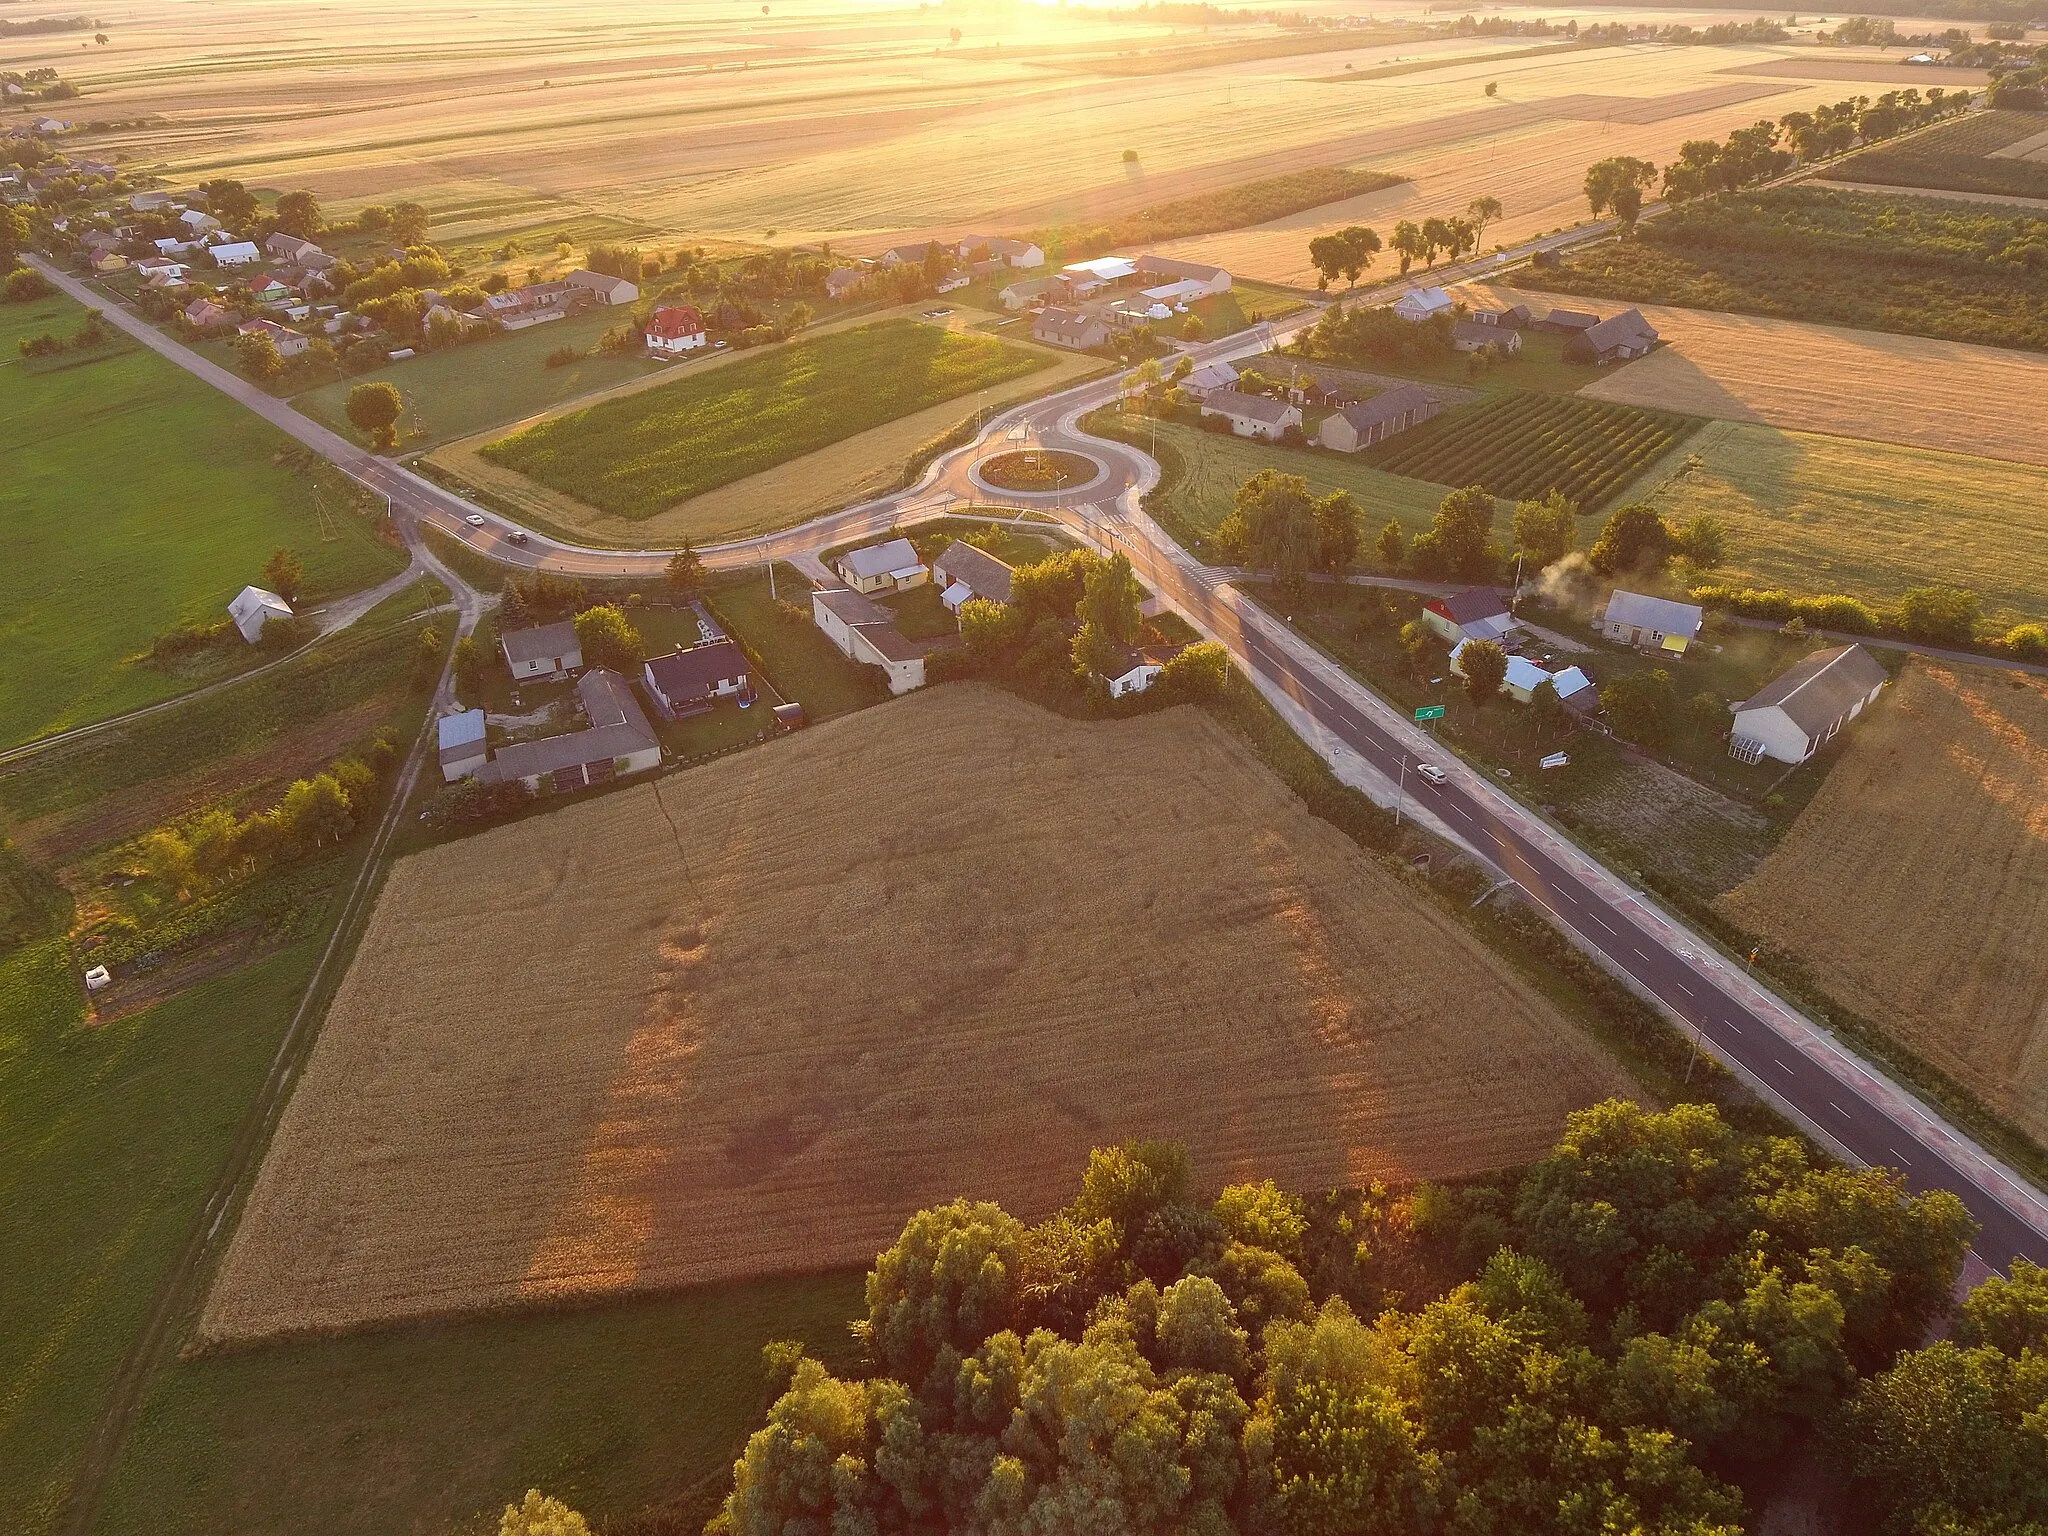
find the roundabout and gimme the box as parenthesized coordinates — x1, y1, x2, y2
(969, 447, 1107, 498)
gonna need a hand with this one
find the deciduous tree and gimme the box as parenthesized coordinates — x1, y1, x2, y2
(1584, 156, 1659, 230)
(1312, 489, 1361, 575)
(572, 603, 641, 672)
(1589, 503, 1676, 576)
(272, 189, 324, 239)
(665, 542, 705, 596)
(1409, 485, 1497, 581)
(1511, 490, 1576, 572)
(1458, 637, 1508, 708)
(345, 380, 404, 449)
(261, 547, 304, 604)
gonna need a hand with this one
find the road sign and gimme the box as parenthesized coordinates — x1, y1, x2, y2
(1414, 704, 1445, 721)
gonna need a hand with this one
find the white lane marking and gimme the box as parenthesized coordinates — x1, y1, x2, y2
(1591, 913, 1617, 934)
(1891, 1147, 1917, 1166)
(1775, 1059, 1796, 1074)
(1831, 1102, 1851, 1118)
(1673, 980, 1694, 998)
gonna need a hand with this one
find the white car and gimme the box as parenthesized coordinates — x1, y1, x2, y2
(1415, 763, 1447, 786)
(465, 514, 486, 528)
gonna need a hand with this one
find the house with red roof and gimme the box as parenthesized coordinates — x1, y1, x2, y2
(645, 304, 708, 354)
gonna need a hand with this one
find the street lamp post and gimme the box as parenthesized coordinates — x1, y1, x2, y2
(1395, 756, 1408, 828)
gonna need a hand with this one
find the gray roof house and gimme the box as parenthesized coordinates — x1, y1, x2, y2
(811, 587, 931, 694)
(1032, 306, 1111, 350)
(1453, 319, 1523, 354)
(1318, 385, 1442, 453)
(1135, 253, 1231, 294)
(1729, 644, 1888, 764)
(933, 540, 1016, 611)
(1603, 590, 1703, 653)
(1179, 360, 1239, 401)
(1565, 308, 1659, 365)
(1198, 388, 1302, 441)
(1421, 587, 1516, 645)
(642, 638, 750, 718)
(1539, 308, 1601, 333)
(837, 536, 929, 595)
(477, 669, 661, 792)
(500, 619, 583, 679)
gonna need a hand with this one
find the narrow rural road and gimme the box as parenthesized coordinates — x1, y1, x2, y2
(30, 226, 2048, 1290)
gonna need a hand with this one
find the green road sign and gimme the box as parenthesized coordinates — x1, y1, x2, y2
(1414, 704, 1446, 721)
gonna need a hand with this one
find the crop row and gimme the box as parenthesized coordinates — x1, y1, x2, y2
(1367, 393, 1692, 510)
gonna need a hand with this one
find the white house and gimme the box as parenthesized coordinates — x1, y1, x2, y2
(475, 669, 661, 793)
(1000, 276, 1058, 311)
(1198, 388, 1301, 441)
(437, 709, 488, 782)
(500, 619, 582, 679)
(644, 304, 708, 353)
(1099, 644, 1180, 698)
(811, 587, 928, 694)
(1392, 286, 1453, 322)
(960, 236, 1046, 269)
(228, 585, 293, 643)
(932, 540, 1015, 613)
(1421, 589, 1516, 646)
(1729, 644, 1888, 765)
(1179, 360, 1238, 402)
(179, 208, 220, 234)
(837, 536, 928, 595)
(237, 317, 309, 358)
(130, 190, 172, 212)
(642, 638, 749, 717)
(210, 240, 260, 267)
(1319, 385, 1441, 453)
(1603, 591, 1703, 654)
(564, 268, 639, 305)
(1136, 254, 1231, 295)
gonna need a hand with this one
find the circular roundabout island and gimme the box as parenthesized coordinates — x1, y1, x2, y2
(974, 448, 1103, 495)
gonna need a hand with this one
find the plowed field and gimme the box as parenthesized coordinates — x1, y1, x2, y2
(204, 685, 1634, 1341)
(1720, 662, 2048, 1142)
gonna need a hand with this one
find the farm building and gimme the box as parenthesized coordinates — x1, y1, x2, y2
(645, 304, 708, 353)
(476, 669, 661, 794)
(960, 235, 1046, 269)
(265, 232, 323, 263)
(1470, 304, 1532, 329)
(1199, 388, 1301, 441)
(880, 241, 947, 267)
(1565, 309, 1659, 365)
(1551, 666, 1599, 714)
(642, 639, 750, 718)
(130, 190, 172, 212)
(1392, 287, 1453, 322)
(1059, 255, 1137, 295)
(1319, 386, 1441, 452)
(228, 585, 293, 643)
(1729, 644, 1888, 765)
(1000, 277, 1058, 311)
(237, 317, 308, 358)
(564, 268, 638, 305)
(826, 265, 862, 300)
(933, 540, 1015, 612)
(1136, 254, 1232, 295)
(1603, 590, 1702, 654)
(1179, 360, 1239, 402)
(500, 619, 582, 680)
(1032, 307, 1110, 350)
(1421, 588, 1515, 646)
(179, 208, 221, 234)
(811, 587, 928, 694)
(1453, 320, 1522, 355)
(210, 240, 260, 267)
(1537, 308, 1600, 334)
(837, 536, 929, 595)
(436, 709, 488, 782)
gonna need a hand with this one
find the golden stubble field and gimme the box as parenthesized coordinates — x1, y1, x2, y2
(35, 2, 1981, 268)
(1720, 662, 2048, 1144)
(202, 685, 1635, 1342)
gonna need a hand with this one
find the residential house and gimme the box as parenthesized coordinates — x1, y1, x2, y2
(826, 265, 863, 300)
(1099, 644, 1181, 699)
(836, 536, 928, 595)
(129, 190, 171, 212)
(1392, 286, 1453, 322)
(153, 236, 195, 256)
(237, 317, 309, 358)
(88, 249, 127, 274)
(264, 231, 323, 263)
(247, 276, 293, 305)
(1453, 319, 1523, 354)
(1136, 254, 1232, 295)
(1032, 307, 1111, 350)
(1564, 308, 1659, 365)
(1537, 308, 1600, 334)
(1603, 590, 1703, 654)
(999, 276, 1058, 311)
(500, 618, 583, 680)
(881, 240, 947, 268)
(1318, 385, 1441, 452)
(645, 304, 708, 353)
(210, 240, 260, 267)
(811, 587, 929, 694)
(1470, 303, 1533, 329)
(179, 208, 221, 234)
(437, 709, 489, 782)
(182, 296, 234, 329)
(1178, 360, 1239, 402)
(564, 267, 639, 305)
(933, 540, 1015, 613)
(228, 585, 293, 643)
(1421, 588, 1516, 646)
(1198, 388, 1301, 441)
(958, 236, 1046, 269)
(476, 669, 661, 793)
(936, 274, 970, 294)
(1728, 644, 1888, 764)
(642, 638, 750, 717)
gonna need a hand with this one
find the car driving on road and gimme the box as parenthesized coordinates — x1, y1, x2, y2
(1416, 763, 1447, 785)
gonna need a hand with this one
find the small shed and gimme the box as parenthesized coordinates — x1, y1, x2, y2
(1603, 591, 1702, 654)
(933, 540, 1016, 612)
(437, 709, 488, 782)
(228, 585, 293, 643)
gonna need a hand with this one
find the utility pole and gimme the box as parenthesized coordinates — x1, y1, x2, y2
(1395, 756, 1408, 827)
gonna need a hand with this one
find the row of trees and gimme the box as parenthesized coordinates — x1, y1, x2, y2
(692, 1099, 1997, 1535)
(1304, 199, 1503, 290)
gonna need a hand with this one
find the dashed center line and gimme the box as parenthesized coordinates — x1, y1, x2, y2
(1775, 1059, 1797, 1075)
(1830, 1102, 1852, 1118)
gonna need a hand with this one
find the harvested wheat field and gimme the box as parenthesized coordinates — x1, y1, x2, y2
(203, 685, 1633, 1341)
(1721, 662, 2048, 1143)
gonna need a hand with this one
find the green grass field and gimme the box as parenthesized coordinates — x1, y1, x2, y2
(0, 292, 407, 751)
(1087, 412, 1450, 556)
(0, 938, 323, 1534)
(1622, 420, 2048, 626)
(293, 307, 666, 450)
(1366, 393, 1698, 512)
(1296, 327, 1610, 397)
(707, 566, 891, 719)
(95, 1271, 864, 1536)
(481, 320, 1053, 519)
